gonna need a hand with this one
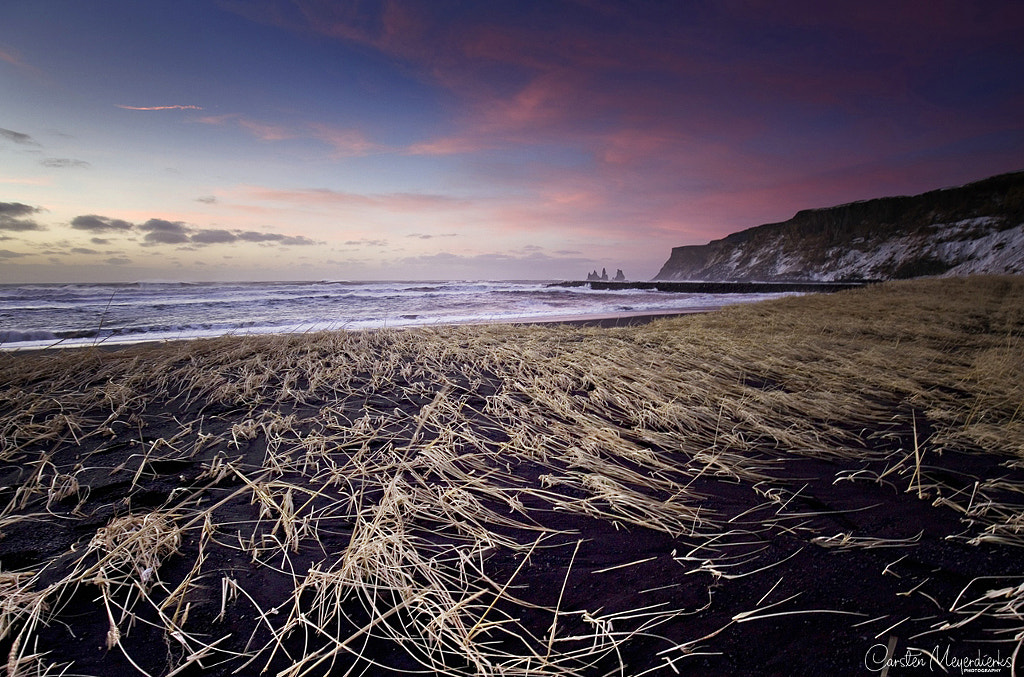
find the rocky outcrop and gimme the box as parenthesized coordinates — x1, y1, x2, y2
(655, 171, 1024, 281)
(585, 268, 628, 281)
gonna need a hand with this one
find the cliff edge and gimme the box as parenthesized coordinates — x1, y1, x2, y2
(655, 171, 1024, 281)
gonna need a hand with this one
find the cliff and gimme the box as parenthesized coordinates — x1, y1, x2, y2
(655, 171, 1024, 281)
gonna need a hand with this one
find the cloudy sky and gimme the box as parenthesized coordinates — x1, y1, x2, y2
(2, 1, 1022, 282)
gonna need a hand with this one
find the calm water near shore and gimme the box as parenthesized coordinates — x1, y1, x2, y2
(0, 279, 794, 349)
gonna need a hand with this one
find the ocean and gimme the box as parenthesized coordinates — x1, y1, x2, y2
(0, 280, 793, 350)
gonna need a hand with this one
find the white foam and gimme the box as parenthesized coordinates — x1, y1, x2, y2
(0, 280, 792, 350)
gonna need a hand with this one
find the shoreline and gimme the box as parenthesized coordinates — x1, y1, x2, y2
(468, 306, 718, 327)
(551, 279, 872, 292)
(0, 278, 805, 354)
(1, 307, 718, 354)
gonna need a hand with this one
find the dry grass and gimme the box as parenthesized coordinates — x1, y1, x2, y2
(1, 275, 1022, 675)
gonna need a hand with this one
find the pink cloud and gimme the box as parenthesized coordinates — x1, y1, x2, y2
(117, 104, 203, 111)
(0, 176, 52, 186)
(403, 71, 598, 157)
(406, 136, 493, 156)
(0, 46, 20, 65)
(479, 73, 579, 133)
(195, 113, 233, 125)
(235, 185, 468, 213)
(196, 114, 382, 155)
(307, 123, 381, 156)
(540, 189, 604, 208)
(237, 118, 295, 142)
(598, 129, 686, 166)
(196, 114, 296, 142)
(0, 45, 44, 78)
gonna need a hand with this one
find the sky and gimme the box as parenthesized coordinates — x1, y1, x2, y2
(1, 0, 1023, 283)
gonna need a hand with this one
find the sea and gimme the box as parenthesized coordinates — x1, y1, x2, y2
(0, 280, 793, 350)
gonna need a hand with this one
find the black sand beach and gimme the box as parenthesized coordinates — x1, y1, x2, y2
(1, 276, 1022, 676)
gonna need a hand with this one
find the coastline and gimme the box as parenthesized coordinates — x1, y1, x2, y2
(489, 307, 719, 327)
(550, 279, 871, 293)
(1, 307, 718, 354)
(2, 276, 1022, 676)
(1, 275, 761, 353)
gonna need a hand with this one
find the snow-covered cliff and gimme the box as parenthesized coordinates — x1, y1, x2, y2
(655, 171, 1024, 281)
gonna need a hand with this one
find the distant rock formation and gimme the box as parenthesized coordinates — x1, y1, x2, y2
(582, 268, 627, 282)
(654, 171, 1024, 281)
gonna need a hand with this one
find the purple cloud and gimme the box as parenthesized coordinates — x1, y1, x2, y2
(71, 215, 135, 232)
(140, 219, 191, 244)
